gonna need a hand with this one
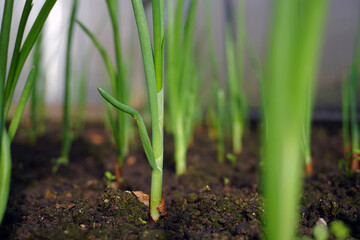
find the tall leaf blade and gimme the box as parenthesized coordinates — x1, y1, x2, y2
(0, 129, 11, 225)
(6, 0, 33, 100)
(8, 68, 36, 142)
(4, 0, 57, 116)
(0, 0, 14, 80)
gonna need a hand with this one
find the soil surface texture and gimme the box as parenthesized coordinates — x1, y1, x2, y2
(0, 122, 359, 239)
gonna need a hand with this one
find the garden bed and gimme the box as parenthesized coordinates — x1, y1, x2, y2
(0, 122, 359, 239)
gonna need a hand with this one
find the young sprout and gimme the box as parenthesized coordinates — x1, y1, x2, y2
(98, 0, 166, 222)
(224, 0, 247, 155)
(262, 0, 328, 239)
(103, 171, 116, 187)
(166, 0, 199, 175)
(0, 0, 57, 225)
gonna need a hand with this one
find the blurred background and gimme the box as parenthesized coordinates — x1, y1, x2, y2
(1, 0, 360, 120)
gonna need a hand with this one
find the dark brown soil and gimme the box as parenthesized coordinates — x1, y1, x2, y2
(0, 122, 359, 239)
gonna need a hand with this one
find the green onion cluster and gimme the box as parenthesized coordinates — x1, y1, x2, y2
(0, 0, 57, 225)
(166, 0, 199, 175)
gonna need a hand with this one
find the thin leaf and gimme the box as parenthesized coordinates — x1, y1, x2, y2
(0, 0, 14, 80)
(205, 0, 220, 80)
(7, 0, 33, 101)
(61, 0, 78, 160)
(4, 0, 57, 115)
(131, 0, 161, 157)
(8, 68, 36, 142)
(106, 0, 127, 164)
(178, 0, 198, 107)
(0, 128, 11, 225)
(76, 21, 117, 98)
(105, 0, 125, 101)
(106, 102, 119, 146)
(98, 88, 158, 171)
(160, 27, 168, 83)
(225, 24, 243, 153)
(31, 34, 43, 138)
(152, 0, 164, 92)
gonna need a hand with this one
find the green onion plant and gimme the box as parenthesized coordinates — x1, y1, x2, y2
(30, 34, 47, 142)
(166, 0, 199, 175)
(302, 85, 314, 175)
(262, 0, 328, 239)
(98, 0, 165, 222)
(205, 0, 225, 163)
(77, 0, 131, 184)
(342, 10, 360, 172)
(53, 0, 78, 171)
(0, 0, 57, 225)
(225, 0, 247, 155)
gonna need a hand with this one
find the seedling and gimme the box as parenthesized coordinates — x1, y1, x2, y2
(103, 171, 116, 187)
(0, 0, 57, 225)
(166, 0, 199, 175)
(262, 1, 328, 240)
(98, 0, 166, 222)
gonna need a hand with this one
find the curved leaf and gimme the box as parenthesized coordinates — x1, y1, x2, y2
(98, 88, 158, 171)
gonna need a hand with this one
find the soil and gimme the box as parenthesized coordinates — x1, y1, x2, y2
(0, 122, 359, 239)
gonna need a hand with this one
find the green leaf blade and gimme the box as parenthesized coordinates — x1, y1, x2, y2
(0, 0, 14, 80)
(98, 88, 158, 171)
(0, 129, 11, 225)
(8, 67, 36, 142)
(4, 0, 57, 116)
